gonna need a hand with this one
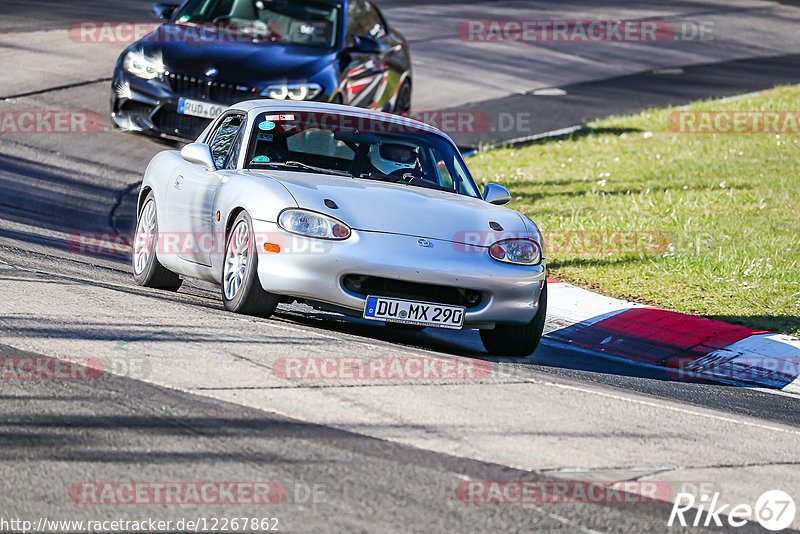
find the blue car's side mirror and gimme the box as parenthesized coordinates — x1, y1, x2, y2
(346, 35, 382, 54)
(152, 2, 179, 20)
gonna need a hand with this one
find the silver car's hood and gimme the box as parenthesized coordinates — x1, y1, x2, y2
(250, 170, 527, 243)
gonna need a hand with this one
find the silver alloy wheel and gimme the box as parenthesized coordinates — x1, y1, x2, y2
(224, 220, 250, 300)
(133, 199, 156, 275)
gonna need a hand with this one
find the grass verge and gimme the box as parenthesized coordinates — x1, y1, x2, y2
(469, 85, 800, 336)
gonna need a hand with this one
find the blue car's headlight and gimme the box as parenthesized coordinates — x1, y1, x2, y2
(278, 209, 351, 240)
(262, 83, 322, 101)
(123, 50, 165, 80)
(489, 239, 542, 266)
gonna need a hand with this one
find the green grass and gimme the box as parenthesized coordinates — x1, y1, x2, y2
(468, 86, 800, 336)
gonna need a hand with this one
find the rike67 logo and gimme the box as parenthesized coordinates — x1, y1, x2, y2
(669, 490, 796, 531)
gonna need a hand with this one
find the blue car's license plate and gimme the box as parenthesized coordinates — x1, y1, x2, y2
(178, 97, 225, 120)
(364, 296, 465, 329)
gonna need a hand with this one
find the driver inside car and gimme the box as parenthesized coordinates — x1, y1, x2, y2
(368, 143, 423, 180)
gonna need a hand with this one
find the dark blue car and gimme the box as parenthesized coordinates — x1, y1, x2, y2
(111, 0, 412, 140)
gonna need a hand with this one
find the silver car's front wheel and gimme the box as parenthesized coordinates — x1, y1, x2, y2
(223, 220, 250, 300)
(221, 211, 279, 316)
(132, 192, 182, 291)
(480, 281, 547, 357)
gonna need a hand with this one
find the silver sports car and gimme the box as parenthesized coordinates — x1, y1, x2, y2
(133, 101, 547, 356)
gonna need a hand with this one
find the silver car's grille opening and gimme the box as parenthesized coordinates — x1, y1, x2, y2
(342, 275, 483, 308)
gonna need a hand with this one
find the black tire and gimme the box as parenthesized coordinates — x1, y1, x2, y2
(222, 211, 279, 317)
(132, 192, 182, 291)
(480, 282, 548, 357)
(394, 79, 412, 115)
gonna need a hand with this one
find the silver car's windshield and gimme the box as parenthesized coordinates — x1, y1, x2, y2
(173, 0, 339, 48)
(245, 111, 482, 198)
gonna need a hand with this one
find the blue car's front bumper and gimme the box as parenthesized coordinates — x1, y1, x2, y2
(111, 70, 330, 140)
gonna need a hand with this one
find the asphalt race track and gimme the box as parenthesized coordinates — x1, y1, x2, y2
(1, 1, 800, 532)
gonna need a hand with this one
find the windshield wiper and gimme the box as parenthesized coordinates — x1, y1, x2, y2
(357, 172, 455, 193)
(356, 172, 407, 183)
(250, 161, 351, 177)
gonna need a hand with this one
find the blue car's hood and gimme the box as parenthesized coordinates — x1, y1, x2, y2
(136, 24, 336, 86)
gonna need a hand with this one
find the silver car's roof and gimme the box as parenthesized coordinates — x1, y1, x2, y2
(230, 100, 455, 145)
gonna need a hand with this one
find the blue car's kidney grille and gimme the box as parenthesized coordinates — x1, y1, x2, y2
(166, 72, 260, 104)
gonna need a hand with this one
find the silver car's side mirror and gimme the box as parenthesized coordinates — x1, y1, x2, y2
(483, 183, 512, 205)
(181, 143, 215, 170)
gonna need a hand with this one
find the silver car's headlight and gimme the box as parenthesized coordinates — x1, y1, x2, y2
(123, 50, 165, 80)
(489, 239, 542, 266)
(278, 209, 351, 240)
(261, 83, 322, 101)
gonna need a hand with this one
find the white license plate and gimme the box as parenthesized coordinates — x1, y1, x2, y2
(178, 98, 225, 119)
(363, 296, 465, 329)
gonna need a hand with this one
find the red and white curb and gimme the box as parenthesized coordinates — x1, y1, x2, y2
(543, 280, 800, 394)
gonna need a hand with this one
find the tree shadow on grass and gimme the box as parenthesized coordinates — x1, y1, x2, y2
(548, 255, 653, 269)
(508, 126, 643, 150)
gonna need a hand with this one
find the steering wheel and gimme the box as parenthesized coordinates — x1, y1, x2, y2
(390, 168, 423, 182)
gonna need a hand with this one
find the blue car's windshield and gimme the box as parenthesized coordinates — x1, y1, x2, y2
(245, 111, 483, 199)
(173, 0, 339, 48)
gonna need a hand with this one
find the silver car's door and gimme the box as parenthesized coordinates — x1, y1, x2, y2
(167, 113, 245, 266)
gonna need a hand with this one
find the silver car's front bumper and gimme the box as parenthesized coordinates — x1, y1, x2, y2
(251, 220, 546, 328)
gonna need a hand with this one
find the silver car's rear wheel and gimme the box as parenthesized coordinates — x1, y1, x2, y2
(133, 200, 154, 274)
(132, 192, 182, 291)
(222, 211, 279, 316)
